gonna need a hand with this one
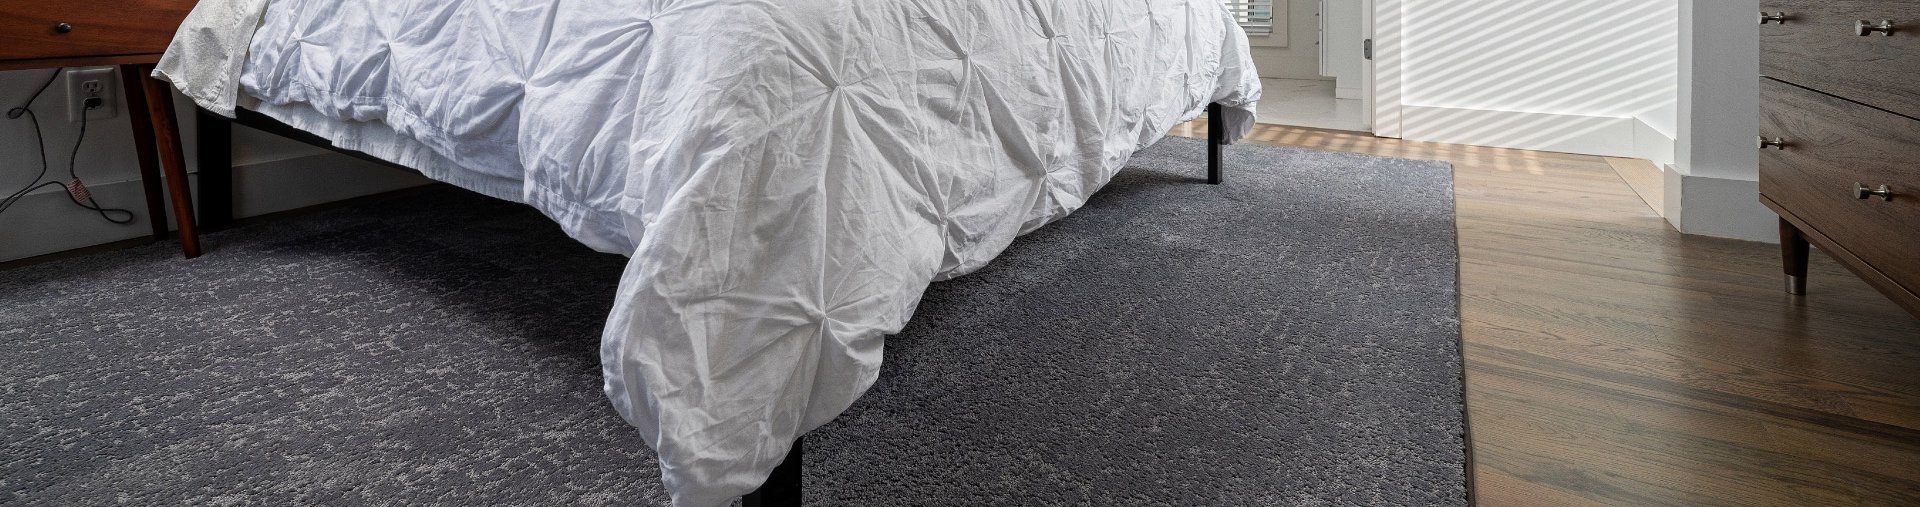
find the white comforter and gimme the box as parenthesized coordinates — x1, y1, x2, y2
(158, 1, 1260, 504)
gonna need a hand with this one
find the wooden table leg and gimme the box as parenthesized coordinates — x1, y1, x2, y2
(119, 64, 170, 241)
(131, 63, 201, 258)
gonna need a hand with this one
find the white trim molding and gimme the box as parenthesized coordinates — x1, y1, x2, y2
(1661, 168, 1775, 243)
(1398, 106, 1645, 158)
(1631, 117, 1676, 166)
(1394, 105, 1677, 162)
(1667, 0, 1768, 243)
(1369, 0, 1403, 138)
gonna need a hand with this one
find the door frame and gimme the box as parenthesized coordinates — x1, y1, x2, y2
(1368, 0, 1405, 138)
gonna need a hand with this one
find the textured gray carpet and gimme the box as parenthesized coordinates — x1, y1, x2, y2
(1, 137, 1464, 506)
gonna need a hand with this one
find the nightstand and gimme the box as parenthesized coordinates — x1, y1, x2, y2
(2, 0, 204, 258)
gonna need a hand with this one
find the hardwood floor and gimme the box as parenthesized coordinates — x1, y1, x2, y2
(1175, 122, 1920, 506)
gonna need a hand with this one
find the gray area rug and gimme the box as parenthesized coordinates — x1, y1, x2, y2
(0, 137, 1465, 505)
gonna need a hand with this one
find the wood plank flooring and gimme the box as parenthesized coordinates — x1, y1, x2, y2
(1175, 122, 1920, 506)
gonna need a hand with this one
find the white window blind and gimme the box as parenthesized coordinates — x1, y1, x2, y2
(1226, 0, 1277, 36)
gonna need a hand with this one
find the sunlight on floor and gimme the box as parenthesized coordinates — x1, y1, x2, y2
(1178, 118, 1567, 179)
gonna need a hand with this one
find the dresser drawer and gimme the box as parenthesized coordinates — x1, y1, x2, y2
(1760, 78, 1920, 289)
(1761, 0, 1920, 119)
(0, 0, 195, 63)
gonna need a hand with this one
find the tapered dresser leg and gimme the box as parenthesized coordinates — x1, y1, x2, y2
(132, 63, 201, 258)
(1781, 217, 1810, 295)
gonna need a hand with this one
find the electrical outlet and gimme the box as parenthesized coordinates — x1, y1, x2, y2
(65, 67, 119, 123)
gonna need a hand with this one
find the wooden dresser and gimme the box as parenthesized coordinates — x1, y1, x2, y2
(1759, 1, 1920, 317)
(1, 0, 203, 258)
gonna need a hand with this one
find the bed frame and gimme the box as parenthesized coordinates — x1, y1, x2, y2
(192, 104, 1229, 229)
(194, 103, 1231, 505)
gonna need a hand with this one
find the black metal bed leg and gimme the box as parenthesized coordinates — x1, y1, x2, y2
(196, 107, 235, 231)
(1206, 102, 1224, 185)
(742, 436, 803, 507)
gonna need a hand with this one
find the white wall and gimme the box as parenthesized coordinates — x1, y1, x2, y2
(0, 67, 427, 262)
(1393, 0, 1679, 163)
(1249, 0, 1327, 81)
(1675, 0, 1756, 183)
(1321, 0, 1368, 99)
(1665, 0, 1772, 242)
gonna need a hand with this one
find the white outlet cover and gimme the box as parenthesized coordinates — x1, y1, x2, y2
(65, 67, 119, 124)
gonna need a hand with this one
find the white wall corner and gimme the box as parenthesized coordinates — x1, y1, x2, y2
(1669, 0, 1765, 243)
(1676, 0, 1759, 183)
(1661, 164, 1687, 223)
(1632, 117, 1676, 166)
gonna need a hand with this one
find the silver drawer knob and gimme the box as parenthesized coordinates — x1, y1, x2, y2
(53, 22, 72, 34)
(1857, 20, 1897, 36)
(1760, 12, 1789, 25)
(1855, 182, 1895, 201)
(1758, 136, 1789, 150)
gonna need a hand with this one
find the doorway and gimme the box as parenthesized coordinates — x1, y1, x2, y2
(1238, 0, 1373, 133)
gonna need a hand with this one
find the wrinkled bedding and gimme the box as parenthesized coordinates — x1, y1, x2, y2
(157, 1, 1260, 504)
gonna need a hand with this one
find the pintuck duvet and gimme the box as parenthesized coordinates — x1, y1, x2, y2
(158, 0, 1260, 504)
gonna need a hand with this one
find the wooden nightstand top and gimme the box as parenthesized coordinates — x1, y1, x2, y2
(0, 0, 196, 71)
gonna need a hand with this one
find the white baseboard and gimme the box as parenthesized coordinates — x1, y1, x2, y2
(1660, 167, 1776, 243)
(1631, 118, 1676, 166)
(1400, 106, 1680, 164)
(1395, 104, 1761, 242)
(1, 176, 166, 262)
(1401, 106, 1637, 158)
(0, 153, 429, 262)
(1662, 165, 1687, 223)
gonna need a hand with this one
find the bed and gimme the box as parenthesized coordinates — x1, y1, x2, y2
(155, 1, 1262, 505)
